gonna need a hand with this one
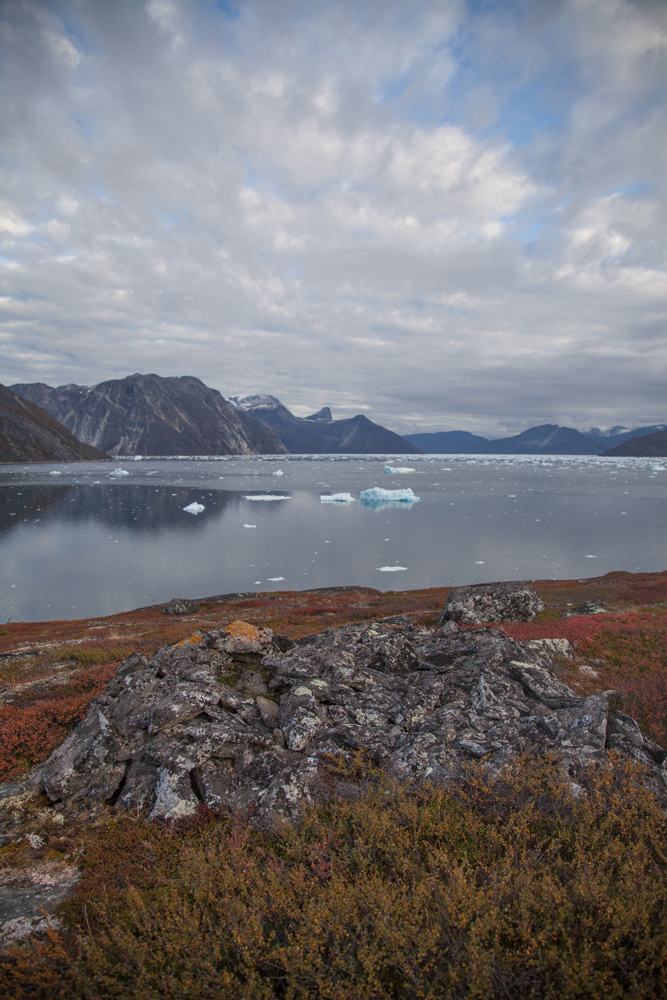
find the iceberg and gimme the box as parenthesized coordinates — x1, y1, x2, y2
(267, 576, 285, 581)
(376, 566, 407, 572)
(134, 455, 143, 461)
(183, 502, 205, 514)
(243, 524, 256, 528)
(244, 495, 291, 501)
(110, 468, 129, 477)
(320, 493, 356, 503)
(49, 470, 62, 476)
(272, 470, 284, 477)
(383, 466, 415, 474)
(360, 487, 420, 504)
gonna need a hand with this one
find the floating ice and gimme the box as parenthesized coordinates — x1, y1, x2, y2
(243, 524, 256, 528)
(267, 576, 285, 581)
(377, 566, 408, 572)
(110, 468, 129, 477)
(651, 465, 665, 472)
(244, 495, 291, 501)
(183, 502, 205, 514)
(585, 554, 597, 558)
(272, 470, 284, 477)
(320, 493, 355, 502)
(384, 466, 415, 474)
(134, 455, 143, 461)
(475, 561, 485, 564)
(49, 470, 62, 476)
(360, 487, 420, 504)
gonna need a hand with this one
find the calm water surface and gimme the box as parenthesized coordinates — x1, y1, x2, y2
(1, 454, 665, 622)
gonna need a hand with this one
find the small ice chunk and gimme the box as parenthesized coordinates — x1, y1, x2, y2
(651, 465, 665, 472)
(183, 502, 205, 514)
(133, 455, 143, 461)
(360, 487, 419, 503)
(475, 561, 485, 564)
(272, 470, 284, 477)
(320, 493, 356, 502)
(110, 468, 129, 477)
(384, 466, 415, 474)
(267, 576, 285, 581)
(244, 495, 291, 501)
(243, 524, 256, 528)
(376, 566, 408, 572)
(49, 470, 62, 475)
(584, 554, 597, 558)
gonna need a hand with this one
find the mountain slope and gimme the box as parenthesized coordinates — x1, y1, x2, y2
(0, 383, 109, 463)
(403, 431, 492, 453)
(586, 424, 667, 451)
(601, 430, 667, 457)
(11, 375, 287, 457)
(229, 395, 421, 454)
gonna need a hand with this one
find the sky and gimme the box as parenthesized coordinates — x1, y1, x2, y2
(0, 0, 665, 437)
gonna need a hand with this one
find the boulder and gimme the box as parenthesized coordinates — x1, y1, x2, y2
(438, 581, 545, 626)
(29, 614, 666, 824)
(162, 598, 199, 616)
(567, 601, 609, 616)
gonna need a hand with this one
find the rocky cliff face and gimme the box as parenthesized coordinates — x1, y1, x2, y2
(11, 375, 287, 457)
(0, 384, 108, 464)
(229, 395, 420, 454)
(31, 615, 667, 823)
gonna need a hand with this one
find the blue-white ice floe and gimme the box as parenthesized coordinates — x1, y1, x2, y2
(320, 493, 356, 503)
(360, 487, 420, 507)
(110, 467, 129, 477)
(183, 502, 205, 514)
(383, 466, 415, 474)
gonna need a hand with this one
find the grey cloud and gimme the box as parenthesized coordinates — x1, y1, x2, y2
(0, 0, 664, 436)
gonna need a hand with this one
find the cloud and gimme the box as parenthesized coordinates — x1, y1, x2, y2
(0, 0, 664, 435)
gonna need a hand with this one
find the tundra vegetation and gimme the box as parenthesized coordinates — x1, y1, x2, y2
(1, 570, 666, 998)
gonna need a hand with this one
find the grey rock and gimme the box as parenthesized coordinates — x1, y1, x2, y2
(162, 598, 199, 616)
(439, 581, 545, 625)
(30, 616, 666, 824)
(567, 601, 609, 616)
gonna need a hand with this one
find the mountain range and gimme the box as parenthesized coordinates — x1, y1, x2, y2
(404, 423, 667, 456)
(227, 394, 420, 454)
(6, 374, 665, 459)
(10, 375, 286, 458)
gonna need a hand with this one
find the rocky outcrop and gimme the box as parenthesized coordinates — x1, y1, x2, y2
(30, 616, 666, 824)
(162, 598, 200, 616)
(229, 394, 421, 454)
(0, 384, 109, 464)
(439, 582, 545, 626)
(10, 375, 287, 458)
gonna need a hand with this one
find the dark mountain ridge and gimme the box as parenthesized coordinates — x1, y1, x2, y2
(228, 394, 420, 454)
(0, 383, 109, 463)
(11, 375, 286, 457)
(405, 423, 666, 455)
(601, 430, 667, 458)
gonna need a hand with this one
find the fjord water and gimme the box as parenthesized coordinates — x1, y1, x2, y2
(0, 455, 665, 622)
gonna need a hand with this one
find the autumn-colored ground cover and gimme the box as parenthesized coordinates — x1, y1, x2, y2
(1, 571, 666, 997)
(2, 757, 667, 999)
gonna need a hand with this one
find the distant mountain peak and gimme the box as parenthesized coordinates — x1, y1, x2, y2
(228, 394, 283, 411)
(305, 406, 332, 422)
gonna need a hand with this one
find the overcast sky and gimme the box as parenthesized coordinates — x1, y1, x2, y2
(0, 0, 665, 435)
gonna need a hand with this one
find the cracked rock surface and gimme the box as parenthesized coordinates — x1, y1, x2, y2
(31, 617, 667, 823)
(439, 581, 545, 625)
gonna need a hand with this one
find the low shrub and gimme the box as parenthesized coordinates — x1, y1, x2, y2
(2, 758, 667, 999)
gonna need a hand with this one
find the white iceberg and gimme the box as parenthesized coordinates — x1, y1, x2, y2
(110, 467, 129, 477)
(183, 502, 205, 514)
(244, 495, 291, 501)
(49, 470, 62, 476)
(133, 455, 143, 461)
(267, 576, 285, 581)
(383, 466, 415, 474)
(360, 487, 420, 504)
(376, 566, 408, 572)
(320, 493, 356, 502)
(243, 524, 256, 528)
(272, 470, 284, 477)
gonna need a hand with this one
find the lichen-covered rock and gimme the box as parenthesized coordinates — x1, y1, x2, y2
(30, 616, 666, 824)
(161, 598, 199, 615)
(439, 581, 545, 625)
